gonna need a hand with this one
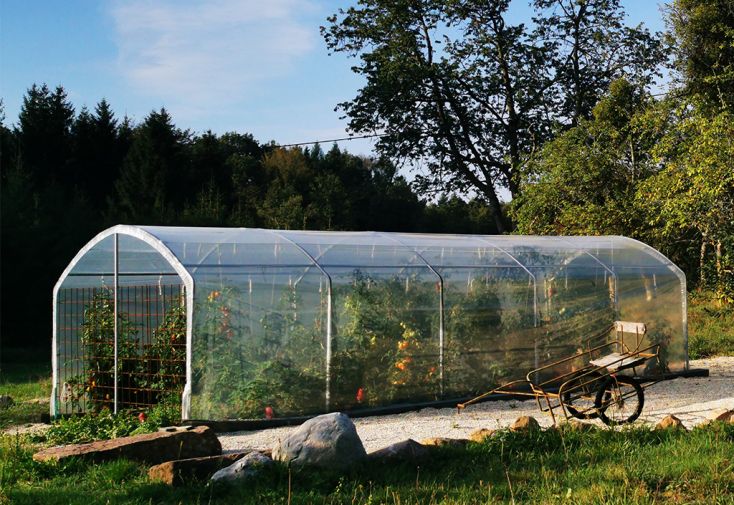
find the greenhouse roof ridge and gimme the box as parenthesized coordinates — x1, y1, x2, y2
(54, 225, 686, 286)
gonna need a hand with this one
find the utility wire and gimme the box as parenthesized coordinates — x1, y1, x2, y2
(272, 88, 681, 148)
(273, 132, 386, 148)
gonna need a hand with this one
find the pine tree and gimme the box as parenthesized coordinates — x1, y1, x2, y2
(112, 108, 189, 223)
(17, 84, 75, 184)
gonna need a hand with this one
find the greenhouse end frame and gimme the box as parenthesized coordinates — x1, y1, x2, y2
(52, 225, 689, 422)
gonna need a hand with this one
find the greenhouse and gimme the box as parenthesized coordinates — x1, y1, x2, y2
(51, 225, 688, 422)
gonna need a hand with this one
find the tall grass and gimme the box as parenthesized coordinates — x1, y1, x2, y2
(688, 291, 734, 359)
(0, 348, 51, 429)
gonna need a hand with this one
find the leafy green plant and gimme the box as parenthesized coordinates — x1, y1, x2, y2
(40, 396, 181, 446)
(62, 290, 140, 412)
(330, 270, 440, 409)
(191, 282, 327, 419)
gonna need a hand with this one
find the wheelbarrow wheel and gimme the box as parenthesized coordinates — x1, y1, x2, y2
(561, 371, 604, 420)
(595, 375, 644, 426)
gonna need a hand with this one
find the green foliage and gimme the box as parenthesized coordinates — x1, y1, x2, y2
(147, 303, 187, 399)
(191, 284, 326, 419)
(640, 108, 734, 300)
(41, 398, 181, 446)
(668, 0, 734, 110)
(330, 271, 440, 408)
(511, 79, 663, 235)
(512, 77, 734, 302)
(443, 282, 507, 396)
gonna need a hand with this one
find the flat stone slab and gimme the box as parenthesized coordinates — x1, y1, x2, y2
(34, 425, 221, 465)
(149, 451, 267, 486)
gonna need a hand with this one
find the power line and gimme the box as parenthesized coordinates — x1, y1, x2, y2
(272, 89, 682, 148)
(272, 132, 386, 148)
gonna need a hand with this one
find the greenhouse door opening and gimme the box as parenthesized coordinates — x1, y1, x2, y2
(55, 283, 186, 415)
(52, 229, 193, 418)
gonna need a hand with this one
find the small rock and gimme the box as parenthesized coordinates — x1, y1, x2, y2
(655, 415, 686, 431)
(561, 419, 596, 432)
(149, 452, 251, 486)
(420, 437, 468, 447)
(211, 451, 273, 482)
(272, 412, 366, 470)
(368, 439, 428, 461)
(511, 416, 540, 432)
(0, 395, 14, 409)
(707, 409, 733, 423)
(468, 428, 494, 443)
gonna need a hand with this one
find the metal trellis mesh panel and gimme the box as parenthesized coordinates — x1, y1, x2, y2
(55, 283, 186, 414)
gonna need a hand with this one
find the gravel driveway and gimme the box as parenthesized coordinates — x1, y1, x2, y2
(219, 357, 734, 453)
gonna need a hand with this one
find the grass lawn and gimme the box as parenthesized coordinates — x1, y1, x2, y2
(0, 347, 52, 430)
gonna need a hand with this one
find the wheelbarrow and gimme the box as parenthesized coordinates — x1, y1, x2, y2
(457, 321, 661, 426)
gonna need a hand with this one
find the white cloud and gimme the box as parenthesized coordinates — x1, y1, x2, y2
(110, 0, 316, 118)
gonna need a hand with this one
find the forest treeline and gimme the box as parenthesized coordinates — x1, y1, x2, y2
(1, 0, 733, 345)
(0, 91, 495, 344)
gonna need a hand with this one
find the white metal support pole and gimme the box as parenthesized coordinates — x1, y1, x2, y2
(113, 233, 119, 414)
(325, 280, 332, 411)
(438, 277, 445, 397)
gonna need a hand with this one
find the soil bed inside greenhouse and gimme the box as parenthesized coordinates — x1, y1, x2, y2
(218, 356, 734, 453)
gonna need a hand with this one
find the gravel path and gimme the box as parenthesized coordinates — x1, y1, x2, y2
(219, 357, 734, 453)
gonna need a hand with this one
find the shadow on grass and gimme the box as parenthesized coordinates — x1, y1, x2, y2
(1, 346, 51, 385)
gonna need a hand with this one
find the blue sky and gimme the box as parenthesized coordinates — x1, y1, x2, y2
(1, 0, 668, 157)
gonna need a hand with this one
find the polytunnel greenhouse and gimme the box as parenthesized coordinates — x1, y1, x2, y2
(52, 225, 688, 422)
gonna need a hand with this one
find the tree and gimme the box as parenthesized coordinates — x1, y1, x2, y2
(257, 148, 312, 229)
(510, 79, 666, 235)
(323, 0, 665, 231)
(323, 0, 546, 231)
(639, 108, 734, 299)
(112, 109, 190, 223)
(534, 0, 666, 125)
(667, 0, 734, 110)
(17, 84, 74, 184)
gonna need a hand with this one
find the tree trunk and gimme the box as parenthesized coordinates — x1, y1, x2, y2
(700, 239, 708, 288)
(483, 186, 507, 233)
(716, 240, 722, 286)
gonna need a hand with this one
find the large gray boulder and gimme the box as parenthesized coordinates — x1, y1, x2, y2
(211, 451, 273, 482)
(272, 412, 366, 470)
